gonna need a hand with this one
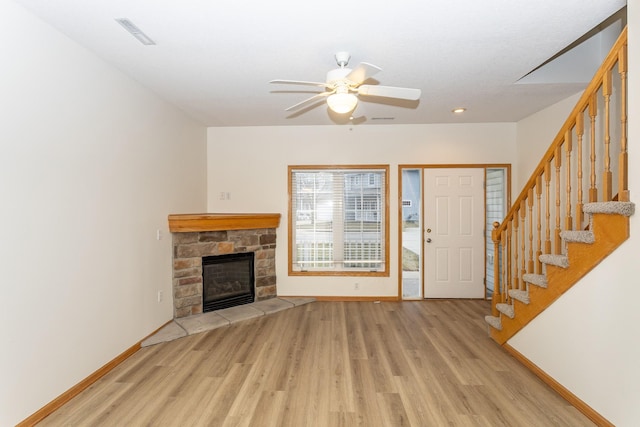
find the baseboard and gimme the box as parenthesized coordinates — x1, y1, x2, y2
(503, 343, 614, 427)
(312, 295, 399, 302)
(16, 320, 172, 426)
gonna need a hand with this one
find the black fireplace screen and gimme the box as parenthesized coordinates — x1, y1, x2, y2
(202, 252, 255, 312)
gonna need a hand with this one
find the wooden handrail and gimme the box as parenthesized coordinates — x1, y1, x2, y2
(494, 27, 628, 238)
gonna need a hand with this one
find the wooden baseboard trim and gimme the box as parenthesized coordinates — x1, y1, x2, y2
(503, 343, 613, 427)
(142, 319, 175, 341)
(312, 296, 400, 302)
(17, 342, 140, 426)
(16, 320, 175, 427)
(19, 320, 174, 425)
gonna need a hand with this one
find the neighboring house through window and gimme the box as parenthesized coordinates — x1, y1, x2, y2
(289, 165, 389, 276)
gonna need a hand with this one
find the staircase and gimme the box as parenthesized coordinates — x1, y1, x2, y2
(484, 27, 632, 345)
(485, 201, 634, 344)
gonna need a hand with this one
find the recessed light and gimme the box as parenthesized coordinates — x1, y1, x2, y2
(452, 108, 466, 114)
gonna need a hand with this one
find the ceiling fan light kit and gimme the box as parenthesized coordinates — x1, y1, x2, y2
(270, 52, 421, 117)
(327, 87, 358, 114)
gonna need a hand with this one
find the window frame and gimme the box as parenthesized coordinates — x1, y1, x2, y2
(288, 164, 390, 277)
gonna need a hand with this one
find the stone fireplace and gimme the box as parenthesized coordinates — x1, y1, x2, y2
(168, 213, 281, 319)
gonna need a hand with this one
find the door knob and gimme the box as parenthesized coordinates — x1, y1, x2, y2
(426, 238, 432, 243)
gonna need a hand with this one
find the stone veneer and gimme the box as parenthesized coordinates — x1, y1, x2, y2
(172, 228, 277, 318)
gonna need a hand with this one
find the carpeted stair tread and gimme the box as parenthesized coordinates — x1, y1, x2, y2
(496, 303, 515, 318)
(484, 315, 502, 330)
(509, 289, 530, 304)
(539, 254, 569, 268)
(522, 273, 548, 288)
(560, 230, 595, 244)
(583, 201, 635, 216)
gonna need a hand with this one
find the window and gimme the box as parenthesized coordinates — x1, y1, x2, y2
(289, 165, 389, 276)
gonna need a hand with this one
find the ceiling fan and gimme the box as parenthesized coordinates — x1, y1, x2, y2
(270, 52, 421, 115)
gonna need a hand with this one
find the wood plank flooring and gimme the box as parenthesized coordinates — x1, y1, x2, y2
(38, 300, 594, 426)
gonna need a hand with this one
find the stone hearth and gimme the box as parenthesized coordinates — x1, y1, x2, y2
(169, 213, 281, 318)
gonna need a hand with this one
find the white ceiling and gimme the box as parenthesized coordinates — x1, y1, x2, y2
(14, 0, 626, 127)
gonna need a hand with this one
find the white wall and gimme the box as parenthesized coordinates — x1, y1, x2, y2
(509, 9, 640, 425)
(207, 123, 517, 297)
(515, 91, 582, 191)
(0, 2, 207, 425)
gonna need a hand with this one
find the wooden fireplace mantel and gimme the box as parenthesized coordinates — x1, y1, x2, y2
(168, 213, 281, 233)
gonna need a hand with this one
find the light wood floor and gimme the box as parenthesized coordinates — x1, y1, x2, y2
(39, 300, 594, 426)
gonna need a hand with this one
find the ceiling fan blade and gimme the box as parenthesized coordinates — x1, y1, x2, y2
(270, 79, 328, 88)
(357, 85, 421, 100)
(345, 62, 382, 84)
(285, 92, 331, 111)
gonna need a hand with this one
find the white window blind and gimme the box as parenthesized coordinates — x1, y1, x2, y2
(290, 167, 386, 273)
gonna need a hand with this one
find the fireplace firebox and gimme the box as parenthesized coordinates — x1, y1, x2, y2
(202, 252, 255, 312)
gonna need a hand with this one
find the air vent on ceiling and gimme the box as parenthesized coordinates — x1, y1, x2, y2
(115, 18, 156, 46)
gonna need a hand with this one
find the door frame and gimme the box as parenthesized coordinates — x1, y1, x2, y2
(398, 164, 511, 300)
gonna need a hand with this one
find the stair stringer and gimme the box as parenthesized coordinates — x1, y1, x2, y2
(489, 212, 630, 344)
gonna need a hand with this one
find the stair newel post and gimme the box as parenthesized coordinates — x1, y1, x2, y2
(576, 112, 585, 229)
(603, 69, 613, 202)
(589, 93, 598, 202)
(520, 199, 527, 281)
(554, 146, 562, 254)
(544, 161, 552, 255)
(491, 221, 501, 316)
(535, 175, 543, 274)
(527, 189, 534, 275)
(618, 45, 629, 202)
(565, 129, 573, 231)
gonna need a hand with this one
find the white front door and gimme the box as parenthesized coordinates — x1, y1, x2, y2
(424, 168, 485, 298)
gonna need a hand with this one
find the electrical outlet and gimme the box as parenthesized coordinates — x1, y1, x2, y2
(354, 282, 360, 290)
(157, 290, 163, 302)
(156, 229, 163, 240)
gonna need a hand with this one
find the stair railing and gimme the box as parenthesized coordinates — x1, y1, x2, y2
(490, 27, 628, 317)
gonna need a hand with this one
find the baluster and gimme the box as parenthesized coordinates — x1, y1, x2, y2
(603, 69, 612, 201)
(491, 222, 501, 315)
(565, 129, 573, 231)
(506, 220, 512, 299)
(513, 210, 519, 290)
(554, 146, 562, 254)
(520, 200, 526, 281)
(576, 112, 585, 229)
(544, 161, 552, 254)
(618, 46, 629, 202)
(535, 176, 542, 273)
(527, 189, 534, 274)
(589, 93, 598, 202)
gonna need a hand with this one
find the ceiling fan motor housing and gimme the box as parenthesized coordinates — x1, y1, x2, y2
(326, 68, 353, 86)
